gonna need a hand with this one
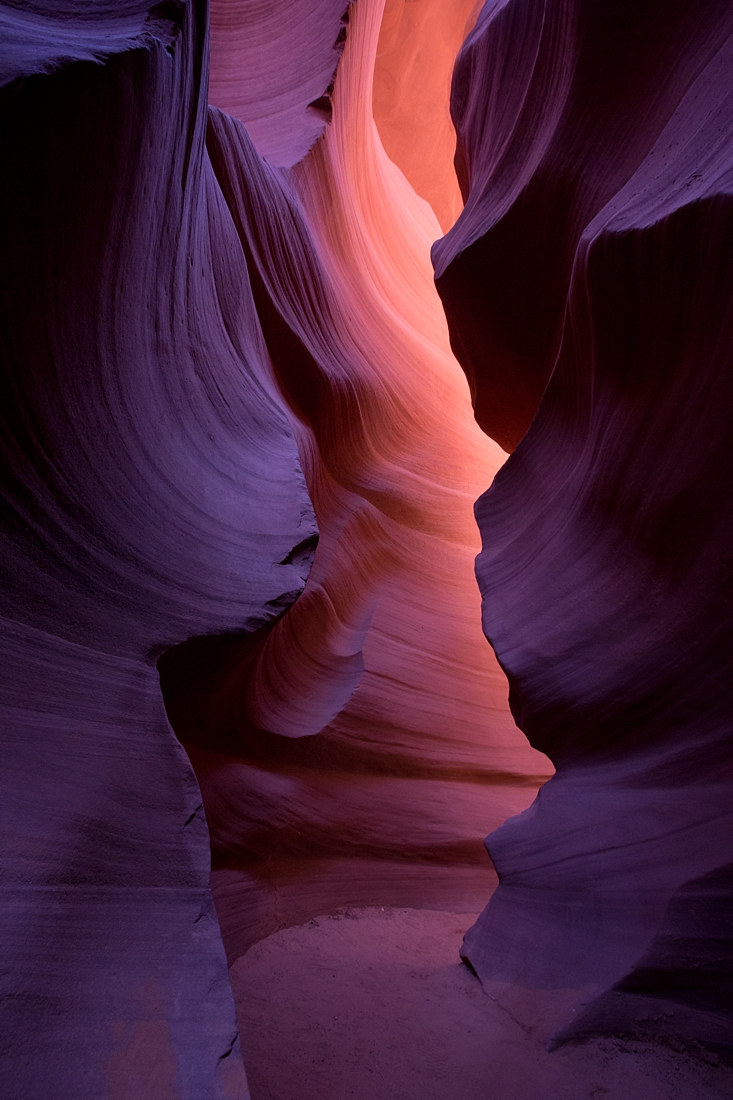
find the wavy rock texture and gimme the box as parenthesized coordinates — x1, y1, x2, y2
(159, 0, 550, 963)
(434, 0, 733, 1063)
(1, 0, 555, 1094)
(0, 2, 322, 1096)
(208, 0, 350, 167)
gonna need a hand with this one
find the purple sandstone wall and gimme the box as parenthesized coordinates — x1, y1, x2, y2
(434, 0, 733, 1061)
(0, 2, 318, 1096)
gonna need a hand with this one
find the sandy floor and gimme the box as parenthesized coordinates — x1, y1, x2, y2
(230, 907, 732, 1100)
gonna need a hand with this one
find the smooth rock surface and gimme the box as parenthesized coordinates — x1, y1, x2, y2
(372, 0, 479, 231)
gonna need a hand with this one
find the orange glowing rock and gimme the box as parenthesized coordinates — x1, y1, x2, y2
(373, 0, 480, 231)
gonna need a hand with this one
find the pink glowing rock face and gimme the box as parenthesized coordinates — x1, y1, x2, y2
(178, 0, 550, 959)
(436, 0, 733, 1061)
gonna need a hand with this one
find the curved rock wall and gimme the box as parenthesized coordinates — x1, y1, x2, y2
(435, 0, 733, 1061)
(208, 0, 350, 167)
(0, 1, 318, 1095)
(12, 0, 721, 1088)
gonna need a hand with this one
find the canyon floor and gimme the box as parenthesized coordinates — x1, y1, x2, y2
(231, 907, 731, 1100)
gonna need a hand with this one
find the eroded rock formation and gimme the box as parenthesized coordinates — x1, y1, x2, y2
(0, 2, 317, 1096)
(175, 0, 549, 961)
(435, 0, 733, 1062)
(1, 0, 549, 1095)
(4, 0, 730, 1091)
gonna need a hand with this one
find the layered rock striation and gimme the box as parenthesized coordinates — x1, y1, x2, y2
(172, 0, 549, 961)
(1, 0, 552, 1095)
(434, 0, 733, 1062)
(208, 0, 351, 167)
(10, 0, 726, 1089)
(0, 1, 319, 1096)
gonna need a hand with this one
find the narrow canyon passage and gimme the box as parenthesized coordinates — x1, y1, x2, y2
(1, 1, 732, 1098)
(173, 0, 551, 965)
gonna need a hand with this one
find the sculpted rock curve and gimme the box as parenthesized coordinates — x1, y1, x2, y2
(436, 0, 733, 1062)
(0, 1, 317, 1095)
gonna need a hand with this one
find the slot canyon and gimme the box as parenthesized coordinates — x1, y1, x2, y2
(1, 0, 732, 1097)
